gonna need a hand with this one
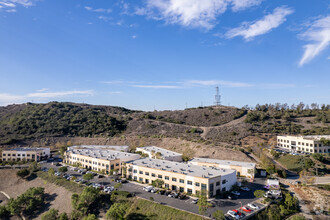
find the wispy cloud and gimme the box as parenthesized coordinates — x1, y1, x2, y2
(226, 6, 294, 41)
(132, 85, 181, 89)
(298, 15, 330, 66)
(187, 80, 253, 88)
(85, 6, 112, 13)
(0, 0, 34, 9)
(0, 90, 94, 106)
(137, 0, 263, 30)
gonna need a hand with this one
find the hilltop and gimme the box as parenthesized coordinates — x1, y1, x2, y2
(0, 102, 329, 160)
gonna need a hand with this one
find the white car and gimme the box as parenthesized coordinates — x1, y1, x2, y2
(241, 187, 250, 191)
(227, 210, 240, 219)
(143, 186, 154, 192)
(247, 203, 260, 210)
(191, 198, 199, 204)
(231, 191, 240, 196)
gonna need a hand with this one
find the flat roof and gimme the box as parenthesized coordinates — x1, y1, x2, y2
(69, 145, 129, 151)
(278, 135, 330, 141)
(137, 146, 182, 157)
(4, 147, 49, 152)
(67, 149, 139, 161)
(189, 158, 256, 168)
(128, 158, 235, 178)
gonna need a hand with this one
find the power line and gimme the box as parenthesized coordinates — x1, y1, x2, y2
(214, 86, 221, 106)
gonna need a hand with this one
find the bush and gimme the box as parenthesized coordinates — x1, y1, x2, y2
(83, 173, 94, 181)
(16, 168, 30, 178)
(0, 206, 9, 218)
(254, 190, 265, 198)
(41, 208, 59, 220)
(58, 166, 68, 173)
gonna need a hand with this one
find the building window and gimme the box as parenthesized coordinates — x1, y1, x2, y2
(179, 179, 184, 183)
(2, 154, 5, 156)
(139, 177, 143, 182)
(17, 154, 20, 156)
(145, 172, 149, 176)
(158, 174, 162, 179)
(111, 165, 114, 170)
(180, 187, 184, 192)
(195, 182, 200, 187)
(27, 154, 30, 157)
(201, 184, 207, 190)
(187, 181, 192, 185)
(12, 154, 16, 156)
(145, 179, 149, 184)
(165, 184, 169, 189)
(216, 181, 220, 186)
(134, 176, 137, 181)
(172, 177, 177, 182)
(187, 189, 192, 194)
(165, 176, 169, 180)
(7, 154, 11, 156)
(133, 169, 137, 173)
(116, 163, 119, 166)
(22, 154, 25, 157)
(152, 173, 156, 177)
(139, 171, 143, 174)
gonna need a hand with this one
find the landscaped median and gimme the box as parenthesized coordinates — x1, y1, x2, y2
(36, 171, 84, 193)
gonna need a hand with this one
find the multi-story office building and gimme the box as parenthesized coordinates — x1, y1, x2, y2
(67, 145, 130, 152)
(277, 135, 330, 153)
(189, 158, 256, 178)
(64, 149, 140, 174)
(125, 158, 237, 197)
(1, 148, 50, 162)
(136, 146, 183, 162)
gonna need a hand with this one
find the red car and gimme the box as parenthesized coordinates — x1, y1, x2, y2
(241, 206, 252, 212)
(233, 209, 242, 216)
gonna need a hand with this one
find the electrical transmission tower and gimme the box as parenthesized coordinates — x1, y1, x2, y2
(214, 86, 221, 106)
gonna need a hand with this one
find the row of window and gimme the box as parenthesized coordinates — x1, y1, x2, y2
(278, 139, 323, 147)
(132, 170, 226, 187)
(279, 145, 329, 153)
(68, 156, 119, 167)
(3, 153, 33, 157)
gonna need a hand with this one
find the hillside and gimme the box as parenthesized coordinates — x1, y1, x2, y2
(0, 102, 329, 150)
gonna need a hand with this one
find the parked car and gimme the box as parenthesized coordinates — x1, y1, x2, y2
(191, 198, 199, 204)
(241, 187, 250, 191)
(178, 194, 186, 200)
(55, 163, 62, 166)
(143, 186, 154, 192)
(159, 190, 166, 195)
(247, 203, 260, 210)
(227, 210, 239, 219)
(168, 192, 179, 198)
(151, 188, 159, 193)
(233, 209, 244, 218)
(231, 191, 240, 196)
(164, 190, 171, 196)
(241, 206, 252, 212)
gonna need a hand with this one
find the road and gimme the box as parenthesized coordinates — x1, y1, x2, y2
(41, 161, 267, 219)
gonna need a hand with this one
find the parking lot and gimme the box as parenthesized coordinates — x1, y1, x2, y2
(41, 161, 267, 219)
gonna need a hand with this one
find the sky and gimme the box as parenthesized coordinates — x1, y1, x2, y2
(0, 0, 329, 111)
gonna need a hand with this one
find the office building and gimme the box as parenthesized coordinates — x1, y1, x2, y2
(136, 146, 183, 162)
(277, 135, 330, 153)
(2, 148, 50, 162)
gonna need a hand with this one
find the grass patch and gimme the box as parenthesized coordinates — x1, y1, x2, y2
(277, 155, 310, 172)
(36, 171, 84, 193)
(125, 198, 205, 220)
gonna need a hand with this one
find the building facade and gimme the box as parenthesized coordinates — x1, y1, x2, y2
(277, 135, 330, 153)
(189, 158, 256, 178)
(136, 146, 183, 162)
(64, 149, 140, 174)
(2, 148, 50, 162)
(125, 158, 237, 198)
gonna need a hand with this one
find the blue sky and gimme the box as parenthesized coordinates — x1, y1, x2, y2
(0, 0, 329, 111)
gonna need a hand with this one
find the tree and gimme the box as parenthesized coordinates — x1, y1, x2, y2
(58, 166, 68, 173)
(82, 214, 98, 220)
(212, 210, 225, 220)
(58, 212, 69, 220)
(16, 168, 30, 178)
(288, 215, 306, 220)
(29, 161, 40, 173)
(83, 173, 94, 181)
(254, 190, 265, 198)
(60, 146, 67, 157)
(41, 208, 59, 220)
(151, 179, 164, 188)
(0, 205, 9, 218)
(197, 191, 209, 215)
(106, 202, 130, 220)
(48, 168, 55, 176)
(73, 187, 100, 215)
(267, 205, 281, 220)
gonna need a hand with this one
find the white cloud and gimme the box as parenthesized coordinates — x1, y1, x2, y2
(226, 6, 293, 41)
(328, 56, 330, 60)
(299, 15, 330, 66)
(84, 6, 112, 13)
(132, 35, 137, 39)
(139, 0, 262, 30)
(187, 80, 253, 88)
(0, 90, 94, 106)
(133, 85, 181, 89)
